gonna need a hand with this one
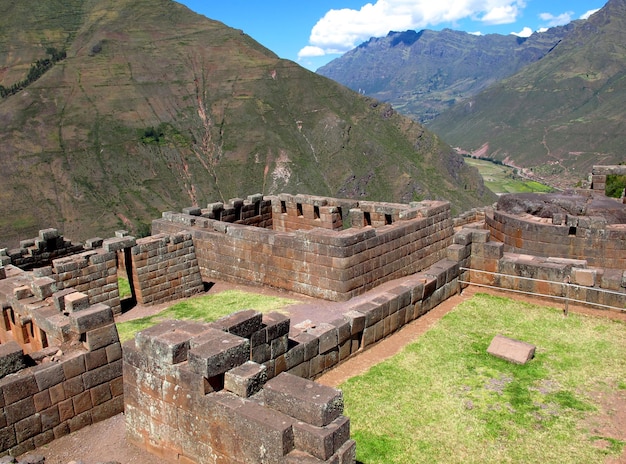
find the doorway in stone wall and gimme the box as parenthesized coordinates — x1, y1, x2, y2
(117, 247, 138, 312)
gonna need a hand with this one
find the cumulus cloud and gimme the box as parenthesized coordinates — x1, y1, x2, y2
(298, 46, 326, 58)
(298, 0, 526, 59)
(511, 26, 532, 37)
(580, 8, 600, 20)
(539, 11, 573, 27)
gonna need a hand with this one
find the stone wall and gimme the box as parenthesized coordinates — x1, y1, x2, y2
(457, 226, 626, 310)
(52, 247, 122, 315)
(0, 266, 123, 457)
(130, 233, 204, 305)
(591, 165, 626, 193)
(123, 253, 462, 463)
(0, 229, 84, 271)
(153, 197, 453, 301)
(485, 209, 626, 269)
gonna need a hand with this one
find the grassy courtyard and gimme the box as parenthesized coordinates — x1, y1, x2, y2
(342, 293, 625, 463)
(115, 289, 297, 342)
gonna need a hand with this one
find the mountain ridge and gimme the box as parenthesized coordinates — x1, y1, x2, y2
(0, 0, 493, 247)
(429, 0, 625, 187)
(317, 24, 575, 123)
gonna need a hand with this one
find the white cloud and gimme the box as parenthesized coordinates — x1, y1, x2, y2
(580, 8, 600, 20)
(298, 46, 326, 58)
(297, 0, 527, 58)
(511, 26, 532, 37)
(481, 4, 521, 25)
(538, 11, 573, 27)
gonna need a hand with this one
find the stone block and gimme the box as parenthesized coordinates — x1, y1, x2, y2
(571, 268, 596, 287)
(292, 415, 350, 461)
(213, 392, 295, 460)
(51, 288, 77, 313)
(64, 292, 90, 313)
(212, 309, 263, 338)
(13, 286, 33, 300)
(188, 330, 250, 378)
(487, 334, 535, 365)
(0, 341, 26, 378)
(307, 323, 338, 354)
(263, 372, 343, 427)
(291, 332, 319, 362)
(343, 310, 365, 336)
(69, 304, 113, 334)
(224, 361, 267, 398)
(31, 277, 57, 300)
(85, 324, 120, 351)
(263, 312, 291, 340)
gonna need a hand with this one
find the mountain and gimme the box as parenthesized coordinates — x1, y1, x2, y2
(0, 0, 494, 247)
(317, 26, 573, 123)
(429, 0, 625, 187)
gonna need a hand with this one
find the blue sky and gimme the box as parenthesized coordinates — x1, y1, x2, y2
(180, 1, 607, 71)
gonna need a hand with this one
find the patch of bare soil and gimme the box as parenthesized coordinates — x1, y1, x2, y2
(19, 285, 626, 464)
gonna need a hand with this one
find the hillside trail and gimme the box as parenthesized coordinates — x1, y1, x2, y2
(19, 283, 626, 464)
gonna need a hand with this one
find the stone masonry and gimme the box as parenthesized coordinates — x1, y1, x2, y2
(153, 195, 453, 301)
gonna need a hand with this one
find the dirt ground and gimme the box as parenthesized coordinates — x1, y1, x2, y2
(19, 284, 626, 464)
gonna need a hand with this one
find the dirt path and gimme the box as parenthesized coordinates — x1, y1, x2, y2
(19, 284, 626, 464)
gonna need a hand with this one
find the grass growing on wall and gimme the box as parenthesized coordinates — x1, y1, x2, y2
(341, 293, 626, 464)
(116, 290, 298, 342)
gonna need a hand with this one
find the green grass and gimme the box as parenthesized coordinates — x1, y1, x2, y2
(116, 290, 298, 342)
(342, 293, 626, 464)
(117, 277, 131, 299)
(465, 158, 554, 195)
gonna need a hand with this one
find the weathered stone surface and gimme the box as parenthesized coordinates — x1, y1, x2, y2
(64, 292, 90, 313)
(69, 304, 113, 333)
(212, 310, 262, 338)
(487, 334, 535, 365)
(188, 330, 250, 378)
(263, 372, 343, 427)
(0, 342, 26, 378)
(224, 361, 267, 398)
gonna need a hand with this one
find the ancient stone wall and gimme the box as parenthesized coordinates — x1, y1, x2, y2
(591, 165, 626, 193)
(0, 266, 123, 457)
(153, 197, 453, 301)
(272, 194, 348, 232)
(124, 252, 462, 463)
(130, 232, 204, 305)
(0, 229, 84, 270)
(457, 226, 626, 310)
(52, 247, 122, 315)
(485, 209, 626, 269)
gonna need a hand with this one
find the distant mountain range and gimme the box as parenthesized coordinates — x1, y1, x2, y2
(0, 0, 493, 247)
(319, 0, 625, 188)
(318, 25, 574, 124)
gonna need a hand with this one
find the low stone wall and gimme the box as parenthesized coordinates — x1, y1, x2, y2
(457, 226, 626, 310)
(0, 267, 123, 457)
(486, 209, 626, 269)
(153, 198, 453, 301)
(124, 251, 463, 463)
(0, 229, 85, 271)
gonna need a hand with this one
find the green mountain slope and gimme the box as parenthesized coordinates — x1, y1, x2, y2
(0, 0, 494, 247)
(317, 27, 572, 123)
(429, 0, 625, 187)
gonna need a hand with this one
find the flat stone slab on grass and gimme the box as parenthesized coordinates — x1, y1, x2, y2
(487, 334, 536, 364)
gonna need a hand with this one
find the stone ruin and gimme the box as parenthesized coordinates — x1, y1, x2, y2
(0, 166, 623, 462)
